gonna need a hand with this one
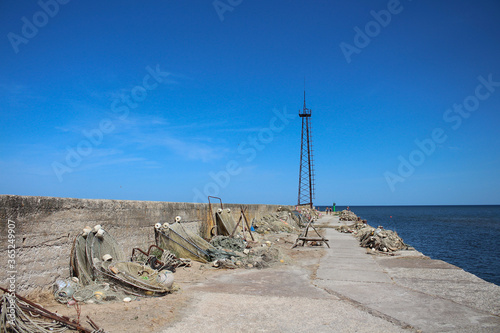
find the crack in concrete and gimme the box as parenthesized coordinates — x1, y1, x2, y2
(20, 235, 69, 248)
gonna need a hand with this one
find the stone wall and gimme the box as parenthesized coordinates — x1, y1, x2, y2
(0, 195, 287, 293)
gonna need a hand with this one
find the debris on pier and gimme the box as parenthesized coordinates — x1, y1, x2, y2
(210, 235, 246, 253)
(356, 225, 408, 252)
(295, 206, 320, 223)
(335, 213, 409, 252)
(339, 210, 360, 222)
(55, 204, 316, 312)
(1, 287, 104, 332)
(252, 211, 299, 233)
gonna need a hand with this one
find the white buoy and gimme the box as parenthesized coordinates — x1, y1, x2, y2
(82, 226, 92, 237)
(96, 228, 105, 238)
(163, 222, 170, 230)
(156, 271, 174, 289)
(154, 223, 161, 230)
(175, 216, 181, 222)
(102, 254, 112, 261)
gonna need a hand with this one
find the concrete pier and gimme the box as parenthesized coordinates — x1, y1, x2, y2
(315, 214, 500, 332)
(162, 214, 500, 333)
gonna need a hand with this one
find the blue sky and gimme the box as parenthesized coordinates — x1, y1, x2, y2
(1, 0, 499, 205)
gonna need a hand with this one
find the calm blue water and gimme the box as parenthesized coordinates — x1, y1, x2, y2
(316, 205, 500, 286)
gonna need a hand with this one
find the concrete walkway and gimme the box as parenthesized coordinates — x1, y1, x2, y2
(315, 214, 500, 332)
(161, 215, 500, 333)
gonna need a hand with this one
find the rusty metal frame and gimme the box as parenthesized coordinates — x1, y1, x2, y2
(131, 244, 164, 261)
(208, 196, 223, 237)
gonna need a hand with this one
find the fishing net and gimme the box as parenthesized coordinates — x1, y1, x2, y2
(356, 226, 408, 252)
(70, 235, 93, 286)
(335, 218, 409, 252)
(278, 207, 306, 227)
(155, 223, 241, 263)
(155, 222, 214, 262)
(215, 209, 238, 236)
(69, 226, 172, 301)
(295, 206, 320, 222)
(339, 210, 360, 222)
(209, 245, 288, 269)
(335, 222, 367, 233)
(107, 262, 173, 293)
(89, 230, 127, 270)
(210, 235, 246, 252)
(54, 279, 137, 305)
(252, 211, 299, 234)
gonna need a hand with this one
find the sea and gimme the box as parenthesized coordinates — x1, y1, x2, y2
(315, 205, 500, 286)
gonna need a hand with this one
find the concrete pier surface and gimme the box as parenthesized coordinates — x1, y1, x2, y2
(161, 214, 500, 333)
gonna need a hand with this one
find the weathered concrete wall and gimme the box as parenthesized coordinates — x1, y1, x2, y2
(0, 195, 286, 293)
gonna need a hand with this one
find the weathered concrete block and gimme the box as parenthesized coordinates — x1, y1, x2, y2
(0, 195, 288, 293)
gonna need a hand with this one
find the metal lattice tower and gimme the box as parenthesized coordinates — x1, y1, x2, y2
(297, 90, 315, 208)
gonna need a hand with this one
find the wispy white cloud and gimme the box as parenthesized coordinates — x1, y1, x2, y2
(108, 114, 231, 163)
(159, 136, 228, 162)
(47, 98, 234, 167)
(78, 157, 147, 172)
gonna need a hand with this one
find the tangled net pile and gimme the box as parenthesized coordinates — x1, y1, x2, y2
(336, 221, 408, 252)
(155, 222, 238, 264)
(335, 210, 409, 253)
(53, 279, 138, 305)
(64, 225, 174, 306)
(252, 211, 299, 233)
(243, 246, 288, 269)
(210, 244, 288, 269)
(210, 235, 246, 252)
(355, 225, 408, 252)
(339, 210, 360, 222)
